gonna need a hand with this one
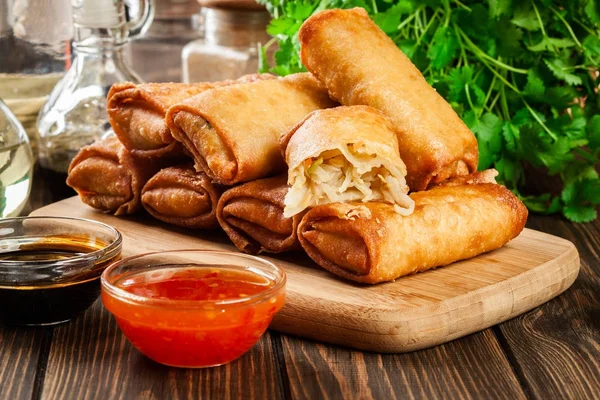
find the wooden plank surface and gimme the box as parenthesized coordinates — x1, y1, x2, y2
(32, 197, 580, 353)
(495, 216, 600, 399)
(276, 330, 526, 399)
(0, 326, 51, 400)
(39, 301, 285, 400)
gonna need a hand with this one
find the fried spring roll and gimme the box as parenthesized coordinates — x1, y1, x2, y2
(431, 169, 498, 188)
(67, 136, 176, 215)
(141, 165, 221, 229)
(299, 8, 479, 191)
(298, 184, 527, 284)
(107, 74, 271, 158)
(217, 175, 303, 254)
(280, 106, 414, 218)
(166, 73, 337, 185)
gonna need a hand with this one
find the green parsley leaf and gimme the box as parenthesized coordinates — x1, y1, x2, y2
(564, 206, 597, 223)
(464, 111, 504, 170)
(502, 122, 519, 153)
(267, 18, 300, 37)
(544, 58, 583, 85)
(286, 1, 315, 20)
(587, 115, 600, 150)
(585, 0, 600, 25)
(521, 194, 561, 214)
(511, 3, 541, 31)
(523, 70, 545, 100)
(374, 1, 414, 33)
(562, 160, 599, 184)
(528, 37, 576, 52)
(546, 113, 587, 140)
(447, 66, 474, 103)
(544, 86, 579, 109)
(488, 0, 513, 18)
(495, 155, 523, 186)
(427, 26, 459, 70)
(495, 17, 523, 57)
(396, 39, 418, 60)
(583, 35, 600, 57)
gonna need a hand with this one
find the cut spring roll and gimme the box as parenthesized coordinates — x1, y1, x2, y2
(166, 73, 337, 185)
(280, 106, 414, 218)
(141, 165, 221, 229)
(107, 74, 271, 158)
(67, 136, 178, 215)
(299, 8, 479, 191)
(217, 175, 303, 254)
(298, 184, 528, 284)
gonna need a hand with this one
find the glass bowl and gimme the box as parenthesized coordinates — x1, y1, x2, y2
(101, 250, 286, 368)
(0, 216, 122, 326)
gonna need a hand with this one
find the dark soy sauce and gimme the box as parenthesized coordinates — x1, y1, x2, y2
(0, 239, 118, 326)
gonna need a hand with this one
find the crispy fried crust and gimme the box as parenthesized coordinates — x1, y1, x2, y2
(217, 175, 304, 254)
(66, 136, 175, 215)
(298, 183, 528, 284)
(430, 169, 499, 188)
(166, 73, 337, 185)
(106, 74, 270, 158)
(298, 8, 479, 190)
(141, 164, 221, 229)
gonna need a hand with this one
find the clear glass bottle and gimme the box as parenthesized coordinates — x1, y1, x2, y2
(0, 0, 73, 155)
(182, 1, 271, 83)
(130, 0, 203, 82)
(36, 0, 153, 174)
(0, 98, 34, 218)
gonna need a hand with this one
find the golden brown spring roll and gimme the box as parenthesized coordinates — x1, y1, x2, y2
(299, 8, 479, 191)
(217, 175, 303, 254)
(141, 165, 221, 229)
(431, 169, 498, 188)
(67, 136, 178, 215)
(298, 184, 528, 284)
(107, 74, 272, 158)
(280, 106, 414, 218)
(166, 73, 337, 185)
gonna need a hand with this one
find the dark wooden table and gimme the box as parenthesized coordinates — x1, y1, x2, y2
(1, 167, 599, 400)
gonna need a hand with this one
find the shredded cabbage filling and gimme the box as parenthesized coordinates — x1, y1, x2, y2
(284, 144, 415, 218)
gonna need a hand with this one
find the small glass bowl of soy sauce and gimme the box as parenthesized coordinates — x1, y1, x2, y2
(0, 216, 122, 326)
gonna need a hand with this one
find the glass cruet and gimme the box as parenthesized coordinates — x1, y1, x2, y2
(36, 0, 154, 174)
(0, 0, 72, 156)
(0, 98, 34, 218)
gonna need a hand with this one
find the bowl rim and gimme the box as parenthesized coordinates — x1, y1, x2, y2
(0, 216, 123, 270)
(101, 249, 287, 309)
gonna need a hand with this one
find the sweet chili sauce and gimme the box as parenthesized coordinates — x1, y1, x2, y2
(102, 266, 285, 368)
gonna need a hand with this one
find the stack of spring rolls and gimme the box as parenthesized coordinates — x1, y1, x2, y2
(67, 7, 527, 284)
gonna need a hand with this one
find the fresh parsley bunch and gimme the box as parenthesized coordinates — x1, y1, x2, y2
(257, 0, 600, 222)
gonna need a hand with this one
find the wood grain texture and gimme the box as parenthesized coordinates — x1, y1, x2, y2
(495, 216, 600, 399)
(276, 329, 526, 400)
(0, 326, 50, 400)
(40, 300, 284, 400)
(33, 197, 580, 353)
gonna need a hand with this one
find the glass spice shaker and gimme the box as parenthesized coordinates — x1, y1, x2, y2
(129, 0, 203, 82)
(0, 98, 34, 218)
(182, 0, 272, 83)
(36, 0, 153, 174)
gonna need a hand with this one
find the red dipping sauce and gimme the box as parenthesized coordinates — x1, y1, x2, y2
(101, 251, 286, 368)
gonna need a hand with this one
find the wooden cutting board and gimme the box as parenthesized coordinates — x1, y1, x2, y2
(32, 197, 580, 353)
